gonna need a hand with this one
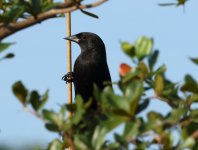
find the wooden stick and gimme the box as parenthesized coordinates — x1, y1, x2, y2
(66, 12, 72, 118)
(66, 1, 72, 149)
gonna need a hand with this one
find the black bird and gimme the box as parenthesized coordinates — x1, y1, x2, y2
(62, 32, 111, 109)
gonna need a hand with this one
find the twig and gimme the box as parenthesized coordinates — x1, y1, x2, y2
(0, 0, 108, 40)
(23, 106, 46, 122)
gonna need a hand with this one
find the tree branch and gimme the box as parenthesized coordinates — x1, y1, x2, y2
(0, 0, 108, 40)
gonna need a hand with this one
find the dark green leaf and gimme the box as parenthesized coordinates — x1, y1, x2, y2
(148, 50, 159, 71)
(114, 134, 125, 146)
(29, 91, 40, 111)
(80, 9, 99, 19)
(135, 99, 150, 114)
(12, 81, 28, 105)
(30, 0, 41, 15)
(181, 75, 198, 93)
(45, 123, 59, 132)
(158, 3, 176, 6)
(3, 53, 15, 59)
(29, 90, 48, 111)
(190, 57, 198, 65)
(6, 5, 25, 22)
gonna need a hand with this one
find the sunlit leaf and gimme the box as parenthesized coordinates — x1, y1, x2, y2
(155, 74, 164, 95)
(134, 36, 153, 60)
(47, 139, 63, 150)
(0, 42, 14, 53)
(121, 42, 135, 58)
(125, 80, 143, 115)
(92, 126, 107, 150)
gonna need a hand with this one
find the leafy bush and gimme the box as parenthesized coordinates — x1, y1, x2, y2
(12, 36, 198, 150)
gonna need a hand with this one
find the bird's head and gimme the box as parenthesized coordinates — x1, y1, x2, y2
(64, 32, 105, 53)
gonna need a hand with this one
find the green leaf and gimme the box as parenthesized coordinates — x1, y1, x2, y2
(42, 109, 64, 127)
(5, 5, 25, 22)
(39, 90, 49, 109)
(29, 90, 48, 111)
(103, 92, 130, 114)
(123, 119, 141, 140)
(138, 61, 149, 78)
(122, 68, 141, 83)
(29, 91, 40, 111)
(190, 57, 198, 65)
(165, 108, 185, 125)
(0, 42, 14, 53)
(74, 134, 89, 150)
(114, 133, 126, 146)
(47, 139, 63, 150)
(3, 53, 15, 59)
(121, 42, 135, 57)
(135, 99, 150, 114)
(154, 64, 166, 74)
(125, 80, 143, 115)
(147, 111, 164, 121)
(80, 9, 99, 19)
(191, 109, 198, 122)
(30, 0, 41, 15)
(181, 75, 198, 93)
(155, 74, 164, 95)
(12, 81, 28, 105)
(45, 123, 59, 132)
(72, 95, 85, 124)
(91, 126, 107, 150)
(148, 50, 159, 71)
(134, 36, 153, 60)
(101, 116, 128, 132)
(178, 137, 195, 150)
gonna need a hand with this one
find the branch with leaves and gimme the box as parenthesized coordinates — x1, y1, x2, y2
(11, 36, 198, 149)
(0, 0, 107, 40)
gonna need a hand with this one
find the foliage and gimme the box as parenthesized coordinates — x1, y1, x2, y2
(11, 36, 198, 150)
(0, 42, 15, 61)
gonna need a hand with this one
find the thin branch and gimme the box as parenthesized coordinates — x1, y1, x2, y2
(0, 0, 108, 40)
(23, 106, 46, 122)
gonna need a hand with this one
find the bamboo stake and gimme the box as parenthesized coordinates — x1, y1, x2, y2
(66, 1, 72, 150)
(66, 12, 72, 118)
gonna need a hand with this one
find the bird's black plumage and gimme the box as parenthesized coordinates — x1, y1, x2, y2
(63, 32, 111, 109)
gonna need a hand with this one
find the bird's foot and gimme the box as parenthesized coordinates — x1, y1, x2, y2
(62, 72, 74, 84)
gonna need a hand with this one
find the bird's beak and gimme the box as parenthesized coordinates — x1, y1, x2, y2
(64, 35, 79, 43)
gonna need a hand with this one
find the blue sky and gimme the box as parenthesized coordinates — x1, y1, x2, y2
(0, 0, 198, 147)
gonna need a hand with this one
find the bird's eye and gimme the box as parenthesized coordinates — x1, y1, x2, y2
(82, 36, 86, 40)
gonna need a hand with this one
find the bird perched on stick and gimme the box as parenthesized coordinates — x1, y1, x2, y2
(62, 32, 111, 109)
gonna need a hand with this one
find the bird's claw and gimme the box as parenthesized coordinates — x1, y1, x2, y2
(62, 72, 74, 84)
